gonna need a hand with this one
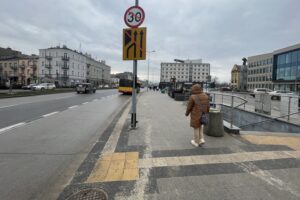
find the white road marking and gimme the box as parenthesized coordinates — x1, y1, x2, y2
(0, 122, 26, 134)
(0, 104, 16, 109)
(102, 103, 131, 153)
(42, 111, 59, 118)
(68, 105, 78, 109)
(82, 102, 89, 105)
(55, 96, 71, 100)
(93, 99, 98, 102)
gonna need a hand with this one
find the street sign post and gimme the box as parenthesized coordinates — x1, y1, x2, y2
(123, 27, 146, 60)
(123, 0, 146, 128)
(124, 6, 145, 28)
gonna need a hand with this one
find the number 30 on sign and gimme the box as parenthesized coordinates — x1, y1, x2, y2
(124, 6, 145, 28)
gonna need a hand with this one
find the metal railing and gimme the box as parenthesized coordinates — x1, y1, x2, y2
(208, 92, 248, 128)
(208, 91, 300, 128)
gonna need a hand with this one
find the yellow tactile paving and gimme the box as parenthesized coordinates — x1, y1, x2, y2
(242, 135, 300, 151)
(122, 168, 139, 181)
(126, 152, 139, 160)
(112, 152, 126, 160)
(86, 152, 139, 183)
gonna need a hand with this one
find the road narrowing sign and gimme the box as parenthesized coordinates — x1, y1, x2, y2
(124, 6, 145, 28)
(123, 27, 147, 60)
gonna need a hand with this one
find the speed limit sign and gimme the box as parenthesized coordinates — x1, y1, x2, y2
(124, 6, 145, 28)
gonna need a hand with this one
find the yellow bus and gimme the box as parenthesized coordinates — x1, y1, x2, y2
(118, 79, 141, 94)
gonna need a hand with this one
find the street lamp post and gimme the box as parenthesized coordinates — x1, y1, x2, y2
(147, 50, 155, 91)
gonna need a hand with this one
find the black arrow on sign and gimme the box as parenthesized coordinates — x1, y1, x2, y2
(133, 31, 137, 58)
(126, 30, 136, 59)
(140, 30, 144, 57)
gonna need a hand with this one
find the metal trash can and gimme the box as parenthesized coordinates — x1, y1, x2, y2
(204, 109, 224, 137)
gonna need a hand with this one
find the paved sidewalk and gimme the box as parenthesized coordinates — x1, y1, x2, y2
(59, 91, 300, 200)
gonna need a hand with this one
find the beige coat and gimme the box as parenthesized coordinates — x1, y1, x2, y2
(185, 84, 210, 128)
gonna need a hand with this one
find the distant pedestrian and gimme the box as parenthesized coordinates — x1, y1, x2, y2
(185, 84, 209, 147)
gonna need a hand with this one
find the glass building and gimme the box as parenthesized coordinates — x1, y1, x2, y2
(273, 47, 300, 92)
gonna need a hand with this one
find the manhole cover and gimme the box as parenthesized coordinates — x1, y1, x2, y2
(66, 188, 108, 200)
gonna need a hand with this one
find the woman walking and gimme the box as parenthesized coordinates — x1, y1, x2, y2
(185, 84, 210, 147)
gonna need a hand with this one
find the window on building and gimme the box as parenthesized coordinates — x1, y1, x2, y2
(42, 70, 44, 74)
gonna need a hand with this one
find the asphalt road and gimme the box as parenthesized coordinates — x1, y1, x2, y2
(0, 89, 131, 200)
(0, 89, 119, 129)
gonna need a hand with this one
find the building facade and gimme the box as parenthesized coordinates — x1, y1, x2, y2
(231, 64, 247, 91)
(273, 44, 300, 92)
(247, 53, 273, 90)
(39, 46, 111, 87)
(231, 64, 241, 90)
(86, 57, 111, 86)
(0, 48, 38, 87)
(160, 59, 210, 83)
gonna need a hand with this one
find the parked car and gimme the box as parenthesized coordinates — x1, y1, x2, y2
(76, 83, 96, 94)
(22, 83, 37, 90)
(32, 83, 56, 91)
(250, 88, 272, 97)
(268, 90, 295, 100)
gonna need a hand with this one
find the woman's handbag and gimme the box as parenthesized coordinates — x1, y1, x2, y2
(195, 95, 209, 125)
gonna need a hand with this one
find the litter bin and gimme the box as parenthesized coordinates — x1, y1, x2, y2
(204, 109, 224, 137)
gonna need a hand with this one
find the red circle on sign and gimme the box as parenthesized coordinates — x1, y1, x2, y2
(124, 6, 145, 28)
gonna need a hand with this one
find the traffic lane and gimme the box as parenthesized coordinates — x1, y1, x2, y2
(0, 89, 117, 108)
(0, 94, 130, 200)
(0, 95, 128, 154)
(0, 154, 74, 200)
(0, 89, 118, 129)
(0, 91, 76, 108)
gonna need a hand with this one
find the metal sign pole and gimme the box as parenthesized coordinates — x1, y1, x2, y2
(131, 0, 138, 128)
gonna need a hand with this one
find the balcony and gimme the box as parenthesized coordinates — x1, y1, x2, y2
(62, 65, 69, 70)
(62, 74, 69, 79)
(45, 56, 52, 60)
(32, 64, 37, 70)
(11, 66, 18, 71)
(44, 74, 52, 79)
(45, 64, 52, 69)
(19, 64, 25, 69)
(61, 56, 70, 61)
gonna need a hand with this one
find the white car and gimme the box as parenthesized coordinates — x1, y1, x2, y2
(32, 83, 56, 91)
(250, 88, 272, 97)
(268, 90, 295, 100)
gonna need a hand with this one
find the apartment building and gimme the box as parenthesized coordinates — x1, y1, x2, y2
(160, 59, 210, 83)
(38, 46, 111, 87)
(86, 57, 111, 86)
(0, 47, 38, 87)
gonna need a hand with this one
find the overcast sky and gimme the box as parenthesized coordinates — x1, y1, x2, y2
(0, 0, 299, 82)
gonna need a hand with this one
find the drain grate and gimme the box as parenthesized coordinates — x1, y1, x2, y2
(66, 188, 108, 200)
